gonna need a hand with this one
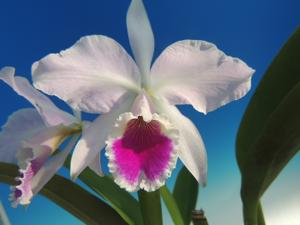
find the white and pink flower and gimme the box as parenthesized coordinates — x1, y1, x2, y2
(3, 0, 254, 193)
(0, 67, 101, 206)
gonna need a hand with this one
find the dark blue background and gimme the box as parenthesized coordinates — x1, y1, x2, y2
(0, 0, 299, 224)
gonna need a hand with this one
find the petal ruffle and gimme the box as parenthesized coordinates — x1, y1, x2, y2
(10, 128, 79, 207)
(106, 113, 179, 192)
(0, 109, 45, 164)
(153, 97, 207, 185)
(70, 95, 136, 179)
(32, 35, 141, 114)
(150, 40, 255, 114)
(10, 146, 51, 207)
(0, 67, 77, 126)
(127, 0, 154, 78)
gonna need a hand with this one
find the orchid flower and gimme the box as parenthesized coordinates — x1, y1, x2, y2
(31, 0, 254, 192)
(0, 67, 101, 206)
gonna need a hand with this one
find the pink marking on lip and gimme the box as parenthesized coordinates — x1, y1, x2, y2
(12, 147, 51, 206)
(111, 116, 173, 185)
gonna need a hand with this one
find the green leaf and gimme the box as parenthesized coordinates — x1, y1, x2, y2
(237, 27, 300, 167)
(173, 167, 199, 225)
(236, 27, 300, 225)
(65, 158, 143, 225)
(0, 162, 127, 225)
(257, 202, 265, 225)
(138, 190, 163, 225)
(238, 83, 300, 225)
(160, 186, 185, 225)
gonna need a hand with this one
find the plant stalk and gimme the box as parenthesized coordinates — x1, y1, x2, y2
(138, 190, 163, 225)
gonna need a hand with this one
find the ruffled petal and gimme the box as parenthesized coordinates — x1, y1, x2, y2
(106, 113, 179, 192)
(9, 127, 79, 207)
(150, 40, 255, 114)
(153, 97, 207, 185)
(127, 0, 154, 78)
(10, 146, 51, 207)
(70, 95, 135, 180)
(0, 67, 77, 126)
(0, 109, 45, 164)
(32, 35, 141, 113)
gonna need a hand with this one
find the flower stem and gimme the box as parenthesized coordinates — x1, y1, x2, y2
(138, 190, 163, 225)
(257, 202, 266, 225)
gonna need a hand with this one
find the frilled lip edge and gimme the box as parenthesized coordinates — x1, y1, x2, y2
(9, 147, 51, 207)
(105, 112, 180, 192)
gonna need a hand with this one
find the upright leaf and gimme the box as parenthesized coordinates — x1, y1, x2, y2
(0, 162, 126, 225)
(160, 186, 185, 225)
(237, 27, 300, 167)
(236, 27, 300, 225)
(173, 167, 199, 225)
(238, 83, 300, 224)
(138, 190, 163, 225)
(257, 202, 265, 225)
(65, 158, 143, 225)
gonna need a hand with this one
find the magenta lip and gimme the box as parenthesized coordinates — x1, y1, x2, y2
(110, 116, 173, 186)
(11, 147, 51, 206)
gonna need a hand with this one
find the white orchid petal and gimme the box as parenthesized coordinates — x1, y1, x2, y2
(80, 121, 103, 176)
(11, 145, 52, 207)
(32, 35, 141, 114)
(0, 67, 77, 126)
(0, 109, 45, 164)
(22, 124, 77, 152)
(70, 95, 135, 179)
(153, 97, 207, 185)
(88, 152, 104, 177)
(10, 127, 79, 207)
(31, 134, 80, 195)
(127, 0, 154, 77)
(150, 40, 254, 114)
(131, 91, 154, 122)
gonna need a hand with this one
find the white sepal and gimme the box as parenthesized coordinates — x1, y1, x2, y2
(150, 40, 254, 114)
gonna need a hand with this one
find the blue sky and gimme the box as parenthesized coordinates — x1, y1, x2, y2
(0, 0, 299, 224)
